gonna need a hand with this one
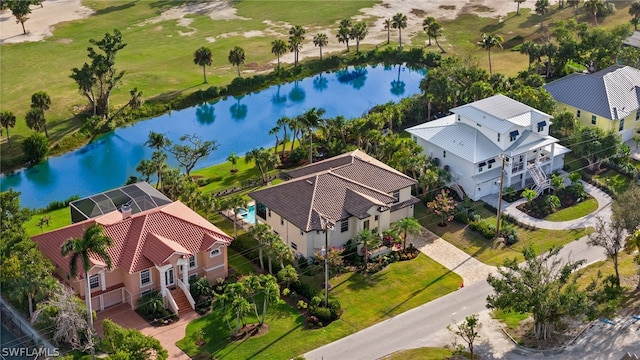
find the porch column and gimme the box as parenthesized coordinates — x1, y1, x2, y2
(550, 143, 556, 171)
(157, 267, 167, 295)
(100, 270, 106, 291)
(521, 153, 528, 188)
(100, 295, 104, 311)
(182, 263, 189, 286)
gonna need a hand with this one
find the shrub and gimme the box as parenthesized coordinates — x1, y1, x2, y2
(297, 300, 308, 310)
(288, 146, 307, 164)
(309, 306, 332, 323)
(282, 288, 291, 297)
(454, 209, 469, 224)
(23, 133, 48, 164)
(136, 291, 167, 320)
(468, 219, 496, 240)
(290, 280, 318, 301)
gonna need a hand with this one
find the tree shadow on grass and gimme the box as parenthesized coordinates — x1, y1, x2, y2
(93, 1, 138, 16)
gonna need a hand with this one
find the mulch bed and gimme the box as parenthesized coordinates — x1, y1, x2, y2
(230, 323, 269, 341)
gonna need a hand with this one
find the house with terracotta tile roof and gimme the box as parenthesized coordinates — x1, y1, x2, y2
(249, 150, 419, 258)
(407, 94, 569, 201)
(32, 185, 233, 314)
(543, 65, 640, 141)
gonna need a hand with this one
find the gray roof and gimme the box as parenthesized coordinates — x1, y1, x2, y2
(623, 31, 640, 48)
(251, 150, 417, 232)
(543, 65, 640, 120)
(451, 94, 550, 133)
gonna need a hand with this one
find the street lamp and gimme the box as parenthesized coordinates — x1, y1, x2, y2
(320, 214, 335, 307)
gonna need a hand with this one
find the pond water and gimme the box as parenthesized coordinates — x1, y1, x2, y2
(1, 64, 426, 210)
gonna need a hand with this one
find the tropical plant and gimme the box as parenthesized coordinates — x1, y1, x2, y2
(193, 46, 213, 83)
(298, 107, 326, 163)
(384, 19, 392, 44)
(22, 132, 48, 163)
(25, 108, 48, 137)
(624, 229, 640, 289)
(426, 18, 445, 53)
(288, 25, 306, 66)
(584, 0, 605, 25)
(313, 33, 329, 60)
(271, 39, 288, 70)
(351, 22, 368, 52)
(552, 111, 577, 136)
(0, 110, 17, 145)
(356, 228, 381, 271)
(248, 222, 272, 270)
(422, 17, 437, 46)
(5, 0, 33, 34)
(245, 147, 280, 183)
(227, 151, 239, 173)
(522, 188, 538, 208)
(277, 264, 299, 289)
(478, 33, 504, 76)
(427, 189, 456, 226)
(571, 127, 621, 172)
(391, 13, 408, 48)
(228, 46, 246, 78)
(100, 319, 168, 360)
(448, 314, 481, 359)
(60, 224, 113, 330)
(224, 194, 247, 239)
(31, 91, 51, 113)
(336, 19, 352, 51)
(514, 0, 527, 15)
(167, 134, 219, 177)
(391, 217, 422, 251)
(630, 1, 640, 20)
(588, 217, 626, 288)
(519, 40, 541, 71)
(270, 237, 294, 271)
(535, 0, 551, 27)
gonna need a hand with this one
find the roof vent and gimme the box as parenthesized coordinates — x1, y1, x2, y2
(306, 179, 313, 185)
(121, 203, 132, 219)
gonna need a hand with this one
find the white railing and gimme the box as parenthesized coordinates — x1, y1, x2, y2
(162, 288, 179, 315)
(177, 279, 196, 310)
(122, 287, 133, 309)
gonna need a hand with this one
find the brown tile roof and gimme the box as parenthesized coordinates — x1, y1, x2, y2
(285, 150, 416, 192)
(251, 150, 415, 231)
(33, 201, 232, 275)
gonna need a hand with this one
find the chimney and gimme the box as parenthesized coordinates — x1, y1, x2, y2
(121, 203, 132, 219)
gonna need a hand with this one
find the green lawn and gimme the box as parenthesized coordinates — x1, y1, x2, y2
(543, 198, 598, 222)
(381, 348, 455, 360)
(177, 254, 462, 359)
(592, 169, 633, 194)
(24, 207, 71, 236)
(414, 202, 591, 265)
(492, 309, 529, 332)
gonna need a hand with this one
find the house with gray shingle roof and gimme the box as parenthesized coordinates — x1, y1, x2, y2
(249, 150, 419, 258)
(33, 184, 233, 315)
(543, 65, 640, 141)
(407, 94, 569, 201)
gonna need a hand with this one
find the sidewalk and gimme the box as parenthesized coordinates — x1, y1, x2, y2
(482, 180, 613, 231)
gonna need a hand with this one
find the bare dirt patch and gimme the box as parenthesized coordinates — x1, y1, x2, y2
(230, 323, 269, 341)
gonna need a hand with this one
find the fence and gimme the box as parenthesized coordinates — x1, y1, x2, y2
(0, 296, 57, 357)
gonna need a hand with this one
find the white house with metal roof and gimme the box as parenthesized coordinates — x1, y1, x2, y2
(543, 65, 640, 141)
(407, 94, 570, 201)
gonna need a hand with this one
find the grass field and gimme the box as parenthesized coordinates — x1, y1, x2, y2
(2, 0, 636, 167)
(381, 347, 456, 360)
(544, 197, 598, 222)
(414, 201, 591, 265)
(177, 254, 461, 359)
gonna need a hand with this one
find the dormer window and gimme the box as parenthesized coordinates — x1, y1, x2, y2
(537, 121, 546, 132)
(509, 130, 519, 142)
(497, 133, 500, 142)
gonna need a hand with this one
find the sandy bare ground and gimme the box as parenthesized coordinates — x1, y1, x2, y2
(1, 0, 554, 64)
(0, 0, 93, 44)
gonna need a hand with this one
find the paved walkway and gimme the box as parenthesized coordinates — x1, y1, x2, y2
(482, 179, 613, 231)
(410, 227, 496, 286)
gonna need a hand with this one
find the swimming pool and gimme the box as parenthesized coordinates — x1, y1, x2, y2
(241, 205, 256, 224)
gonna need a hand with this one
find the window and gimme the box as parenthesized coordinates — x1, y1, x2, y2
(636, 111, 639, 121)
(89, 274, 100, 289)
(141, 289, 154, 297)
(189, 255, 196, 269)
(300, 230, 304, 235)
(291, 242, 297, 250)
(210, 248, 221, 258)
(392, 190, 400, 203)
(268, 209, 272, 217)
(476, 123, 482, 127)
(374, 215, 379, 221)
(140, 269, 151, 287)
(478, 162, 486, 173)
(280, 216, 284, 226)
(576, 110, 581, 118)
(537, 121, 546, 132)
(256, 203, 267, 220)
(488, 158, 496, 169)
(619, 119, 624, 132)
(497, 133, 500, 142)
(591, 115, 597, 125)
(443, 150, 446, 158)
(341, 221, 349, 233)
(189, 274, 198, 281)
(363, 220, 370, 230)
(509, 130, 519, 142)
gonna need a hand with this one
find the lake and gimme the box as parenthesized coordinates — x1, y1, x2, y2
(1, 64, 426, 209)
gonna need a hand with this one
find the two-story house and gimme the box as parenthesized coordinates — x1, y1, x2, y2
(407, 94, 569, 201)
(543, 65, 640, 141)
(248, 150, 418, 258)
(33, 182, 233, 315)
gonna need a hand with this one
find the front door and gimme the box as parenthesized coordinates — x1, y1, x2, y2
(165, 268, 175, 287)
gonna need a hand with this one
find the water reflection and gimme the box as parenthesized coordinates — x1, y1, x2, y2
(289, 81, 306, 103)
(271, 85, 287, 105)
(336, 66, 368, 89)
(230, 96, 248, 121)
(196, 102, 216, 124)
(313, 74, 328, 92)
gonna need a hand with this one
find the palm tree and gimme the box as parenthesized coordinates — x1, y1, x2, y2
(584, 0, 603, 25)
(391, 13, 408, 48)
(351, 22, 368, 52)
(270, 237, 293, 272)
(245, 147, 280, 183)
(271, 39, 288, 70)
(145, 131, 171, 151)
(224, 194, 247, 239)
(193, 46, 213, 83)
(422, 17, 437, 46)
(567, 0, 581, 16)
(356, 229, 381, 271)
(228, 46, 245, 78)
(632, 18, 640, 31)
(60, 224, 113, 330)
(519, 40, 541, 70)
(630, 1, 640, 20)
(248, 223, 272, 270)
(478, 33, 504, 76)
(391, 217, 422, 250)
(269, 125, 281, 154)
(426, 19, 445, 53)
(31, 91, 51, 113)
(535, 0, 550, 27)
(515, 0, 527, 15)
(384, 19, 392, 44)
(25, 108, 48, 137)
(227, 151, 239, 173)
(336, 19, 352, 51)
(276, 116, 290, 157)
(150, 151, 167, 188)
(625, 229, 640, 289)
(289, 25, 306, 66)
(299, 107, 326, 164)
(0, 110, 16, 145)
(313, 33, 329, 60)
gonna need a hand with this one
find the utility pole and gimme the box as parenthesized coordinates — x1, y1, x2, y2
(496, 154, 506, 238)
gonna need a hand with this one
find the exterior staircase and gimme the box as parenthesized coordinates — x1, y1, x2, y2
(447, 182, 467, 200)
(527, 163, 551, 198)
(170, 288, 194, 315)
